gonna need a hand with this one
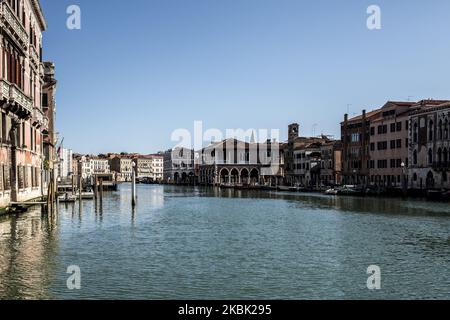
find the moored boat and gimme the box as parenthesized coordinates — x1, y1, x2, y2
(58, 194, 77, 203)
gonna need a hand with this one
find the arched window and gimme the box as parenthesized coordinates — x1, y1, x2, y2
(438, 120, 443, 140)
(429, 120, 434, 141)
(413, 150, 418, 165)
(413, 173, 418, 181)
(437, 148, 442, 166)
(428, 148, 433, 165)
(413, 122, 418, 143)
(445, 119, 449, 139)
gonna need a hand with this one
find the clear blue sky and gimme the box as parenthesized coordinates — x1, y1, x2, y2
(40, 0, 450, 154)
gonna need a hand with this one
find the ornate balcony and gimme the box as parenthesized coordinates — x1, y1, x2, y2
(0, 1, 28, 51)
(30, 46, 40, 67)
(0, 80, 33, 118)
(32, 107, 46, 128)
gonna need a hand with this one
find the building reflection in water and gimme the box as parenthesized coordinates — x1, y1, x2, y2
(0, 208, 58, 299)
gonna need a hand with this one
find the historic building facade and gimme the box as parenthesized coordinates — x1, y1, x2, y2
(0, 0, 50, 208)
(58, 147, 72, 179)
(109, 156, 133, 182)
(341, 109, 380, 186)
(368, 101, 415, 188)
(149, 154, 163, 182)
(163, 147, 196, 184)
(42, 61, 56, 191)
(409, 101, 450, 190)
(78, 157, 110, 180)
(198, 138, 283, 187)
(319, 140, 342, 186)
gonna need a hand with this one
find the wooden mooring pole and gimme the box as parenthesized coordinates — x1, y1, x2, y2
(94, 176, 98, 201)
(99, 178, 104, 203)
(131, 163, 136, 207)
(78, 175, 82, 204)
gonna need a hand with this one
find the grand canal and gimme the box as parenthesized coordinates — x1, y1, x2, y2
(0, 184, 449, 300)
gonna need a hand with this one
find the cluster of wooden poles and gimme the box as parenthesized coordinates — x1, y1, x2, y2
(44, 167, 138, 213)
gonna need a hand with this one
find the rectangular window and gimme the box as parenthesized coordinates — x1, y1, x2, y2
(24, 166, 28, 189)
(31, 166, 35, 187)
(18, 165, 24, 189)
(0, 164, 3, 191)
(390, 159, 396, 168)
(390, 140, 396, 149)
(396, 139, 402, 148)
(396, 122, 402, 131)
(351, 133, 359, 143)
(377, 141, 387, 150)
(42, 93, 48, 108)
(390, 123, 396, 133)
(1, 113, 6, 143)
(3, 165, 10, 190)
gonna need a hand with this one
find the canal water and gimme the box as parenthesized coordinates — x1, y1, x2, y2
(0, 184, 449, 300)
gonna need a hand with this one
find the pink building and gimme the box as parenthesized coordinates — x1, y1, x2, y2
(0, 0, 52, 208)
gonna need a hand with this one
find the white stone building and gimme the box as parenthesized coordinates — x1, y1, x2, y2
(58, 148, 73, 178)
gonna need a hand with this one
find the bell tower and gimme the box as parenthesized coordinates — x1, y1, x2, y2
(288, 123, 299, 142)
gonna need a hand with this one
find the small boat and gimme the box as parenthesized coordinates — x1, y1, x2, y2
(220, 184, 235, 189)
(338, 185, 365, 196)
(58, 194, 77, 203)
(325, 188, 339, 195)
(81, 192, 94, 200)
(260, 185, 277, 191)
(427, 189, 450, 201)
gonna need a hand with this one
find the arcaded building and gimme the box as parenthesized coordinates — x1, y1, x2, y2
(198, 138, 284, 187)
(0, 0, 51, 207)
(409, 101, 450, 190)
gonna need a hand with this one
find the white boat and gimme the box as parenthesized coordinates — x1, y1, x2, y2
(58, 194, 77, 203)
(325, 188, 339, 195)
(80, 192, 94, 200)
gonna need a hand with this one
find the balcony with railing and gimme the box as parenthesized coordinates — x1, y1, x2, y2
(30, 46, 40, 67)
(0, 1, 28, 50)
(32, 107, 47, 128)
(0, 80, 33, 117)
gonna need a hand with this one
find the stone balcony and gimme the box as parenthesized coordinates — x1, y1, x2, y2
(32, 107, 47, 129)
(0, 1, 28, 51)
(30, 46, 40, 67)
(0, 80, 33, 118)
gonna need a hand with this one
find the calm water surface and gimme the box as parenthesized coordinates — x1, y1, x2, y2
(0, 185, 449, 300)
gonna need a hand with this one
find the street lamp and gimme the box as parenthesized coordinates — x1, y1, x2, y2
(401, 162, 407, 197)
